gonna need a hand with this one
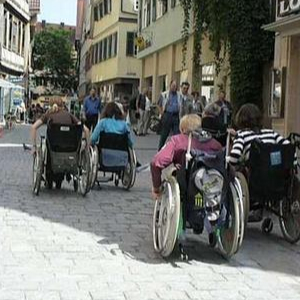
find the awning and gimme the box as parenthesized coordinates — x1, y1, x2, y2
(263, 14, 300, 36)
(0, 78, 24, 90)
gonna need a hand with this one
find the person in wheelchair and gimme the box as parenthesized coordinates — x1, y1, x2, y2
(151, 114, 244, 258)
(229, 103, 290, 168)
(228, 103, 297, 224)
(91, 102, 133, 147)
(151, 114, 222, 199)
(31, 97, 89, 189)
(201, 103, 228, 147)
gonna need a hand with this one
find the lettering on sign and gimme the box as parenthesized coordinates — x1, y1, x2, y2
(278, 0, 300, 17)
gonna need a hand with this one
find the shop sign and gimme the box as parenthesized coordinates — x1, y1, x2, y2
(278, 0, 300, 17)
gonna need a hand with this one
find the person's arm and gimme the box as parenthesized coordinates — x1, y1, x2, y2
(31, 119, 43, 151)
(91, 120, 103, 145)
(229, 135, 244, 166)
(151, 138, 176, 198)
(98, 97, 101, 120)
(157, 94, 164, 116)
(126, 123, 134, 147)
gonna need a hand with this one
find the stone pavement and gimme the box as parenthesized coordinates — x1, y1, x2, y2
(0, 125, 300, 300)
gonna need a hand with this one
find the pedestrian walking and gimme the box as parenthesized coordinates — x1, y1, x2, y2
(215, 90, 232, 128)
(83, 88, 101, 131)
(136, 88, 148, 136)
(180, 82, 194, 117)
(143, 94, 151, 135)
(157, 80, 181, 150)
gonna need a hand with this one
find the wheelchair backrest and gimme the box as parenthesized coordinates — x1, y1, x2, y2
(97, 132, 129, 169)
(47, 123, 82, 153)
(248, 140, 295, 199)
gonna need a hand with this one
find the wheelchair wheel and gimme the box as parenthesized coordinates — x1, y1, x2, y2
(217, 181, 240, 259)
(89, 146, 99, 189)
(32, 147, 43, 196)
(122, 148, 137, 190)
(153, 176, 181, 258)
(236, 172, 250, 226)
(78, 147, 91, 196)
(234, 177, 245, 252)
(279, 197, 300, 244)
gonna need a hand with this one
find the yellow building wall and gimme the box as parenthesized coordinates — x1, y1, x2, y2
(92, 0, 120, 39)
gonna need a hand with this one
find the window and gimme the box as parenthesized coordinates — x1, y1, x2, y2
(98, 41, 102, 62)
(107, 35, 112, 58)
(22, 23, 25, 55)
(4, 10, 8, 48)
(103, 38, 107, 60)
(94, 6, 99, 21)
(157, 0, 168, 18)
(94, 43, 99, 64)
(171, 0, 176, 8)
(126, 32, 136, 57)
(143, 0, 151, 28)
(113, 32, 118, 56)
(152, 0, 157, 22)
(9, 14, 13, 50)
(99, 2, 103, 18)
(18, 20, 22, 54)
(104, 0, 108, 15)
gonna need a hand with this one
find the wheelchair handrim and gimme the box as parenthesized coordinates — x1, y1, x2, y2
(153, 177, 181, 257)
(217, 182, 240, 258)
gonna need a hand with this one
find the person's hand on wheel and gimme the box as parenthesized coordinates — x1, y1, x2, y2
(152, 186, 162, 200)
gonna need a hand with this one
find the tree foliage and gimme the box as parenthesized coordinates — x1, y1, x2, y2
(180, 0, 274, 111)
(32, 29, 77, 92)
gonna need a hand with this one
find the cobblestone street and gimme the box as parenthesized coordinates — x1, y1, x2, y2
(0, 125, 300, 300)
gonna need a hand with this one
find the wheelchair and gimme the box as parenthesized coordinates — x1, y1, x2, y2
(235, 135, 300, 244)
(32, 123, 91, 196)
(89, 132, 137, 190)
(153, 132, 244, 260)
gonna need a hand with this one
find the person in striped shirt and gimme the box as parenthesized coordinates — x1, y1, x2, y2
(229, 103, 289, 167)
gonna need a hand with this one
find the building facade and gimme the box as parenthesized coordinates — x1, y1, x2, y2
(137, 0, 228, 103)
(0, 0, 31, 123)
(86, 0, 141, 102)
(76, 0, 93, 100)
(264, 0, 300, 136)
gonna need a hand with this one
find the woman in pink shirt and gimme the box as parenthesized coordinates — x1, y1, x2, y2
(151, 114, 222, 199)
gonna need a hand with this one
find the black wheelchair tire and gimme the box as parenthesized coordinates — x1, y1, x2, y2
(79, 147, 91, 197)
(236, 172, 250, 227)
(279, 198, 300, 244)
(122, 148, 137, 190)
(32, 149, 43, 196)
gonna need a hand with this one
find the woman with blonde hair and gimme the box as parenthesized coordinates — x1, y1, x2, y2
(151, 114, 222, 199)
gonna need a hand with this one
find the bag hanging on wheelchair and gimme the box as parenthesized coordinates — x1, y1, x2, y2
(187, 166, 224, 231)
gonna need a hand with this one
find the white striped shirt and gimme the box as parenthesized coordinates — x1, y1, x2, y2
(229, 129, 289, 166)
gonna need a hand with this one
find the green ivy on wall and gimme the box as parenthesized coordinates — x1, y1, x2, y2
(180, 0, 274, 111)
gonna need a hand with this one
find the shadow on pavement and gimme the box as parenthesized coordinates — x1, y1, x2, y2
(0, 145, 300, 278)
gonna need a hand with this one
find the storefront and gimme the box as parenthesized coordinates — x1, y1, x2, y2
(264, 0, 300, 136)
